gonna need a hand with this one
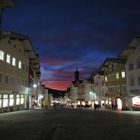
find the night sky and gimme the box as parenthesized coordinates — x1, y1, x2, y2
(2, 0, 140, 90)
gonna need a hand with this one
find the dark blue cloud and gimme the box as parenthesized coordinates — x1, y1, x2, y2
(2, 0, 140, 89)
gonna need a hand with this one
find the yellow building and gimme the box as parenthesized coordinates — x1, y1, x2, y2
(0, 31, 40, 112)
(100, 58, 128, 110)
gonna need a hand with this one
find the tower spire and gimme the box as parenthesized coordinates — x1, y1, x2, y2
(74, 66, 79, 82)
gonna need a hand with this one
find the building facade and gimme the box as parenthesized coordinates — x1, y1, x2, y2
(0, 31, 40, 112)
(93, 71, 106, 106)
(100, 58, 127, 110)
(119, 36, 140, 110)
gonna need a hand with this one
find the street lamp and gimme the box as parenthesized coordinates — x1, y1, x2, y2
(33, 84, 37, 88)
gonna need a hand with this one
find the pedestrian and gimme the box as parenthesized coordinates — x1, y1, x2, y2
(94, 103, 97, 111)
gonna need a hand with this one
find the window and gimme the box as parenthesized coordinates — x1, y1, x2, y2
(0, 74, 2, 83)
(122, 85, 126, 92)
(114, 63, 117, 70)
(16, 95, 20, 105)
(26, 66, 28, 72)
(101, 81, 104, 86)
(3, 94, 8, 107)
(21, 95, 24, 104)
(4, 75, 8, 84)
(8, 40, 11, 44)
(6, 54, 11, 64)
(138, 78, 140, 85)
(130, 78, 135, 86)
(22, 64, 25, 70)
(9, 95, 14, 106)
(129, 63, 133, 71)
(0, 50, 4, 60)
(116, 85, 120, 92)
(121, 71, 125, 78)
(12, 57, 16, 66)
(137, 61, 140, 69)
(0, 94, 2, 108)
(105, 76, 108, 82)
(116, 73, 119, 79)
(109, 64, 112, 71)
(18, 61, 22, 69)
(11, 77, 14, 85)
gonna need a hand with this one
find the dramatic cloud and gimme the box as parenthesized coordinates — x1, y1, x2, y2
(3, 0, 140, 90)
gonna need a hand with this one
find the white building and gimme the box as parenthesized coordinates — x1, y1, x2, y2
(119, 36, 140, 110)
(0, 31, 40, 112)
(70, 85, 78, 107)
(93, 71, 106, 106)
(83, 80, 94, 106)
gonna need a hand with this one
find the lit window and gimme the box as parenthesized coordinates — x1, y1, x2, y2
(6, 54, 11, 64)
(21, 95, 24, 104)
(18, 61, 22, 69)
(0, 50, 4, 60)
(12, 57, 16, 66)
(105, 76, 108, 82)
(121, 71, 125, 78)
(9, 95, 14, 106)
(3, 94, 8, 107)
(116, 73, 119, 79)
(16, 95, 20, 105)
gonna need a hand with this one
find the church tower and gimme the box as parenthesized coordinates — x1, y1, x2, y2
(74, 67, 79, 82)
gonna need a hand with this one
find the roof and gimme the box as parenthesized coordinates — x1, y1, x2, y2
(99, 57, 126, 71)
(118, 36, 140, 57)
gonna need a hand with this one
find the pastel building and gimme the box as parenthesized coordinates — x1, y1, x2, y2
(119, 36, 140, 110)
(100, 58, 127, 110)
(0, 31, 40, 112)
(93, 71, 106, 106)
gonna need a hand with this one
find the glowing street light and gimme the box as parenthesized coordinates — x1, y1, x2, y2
(33, 84, 37, 88)
(89, 91, 96, 100)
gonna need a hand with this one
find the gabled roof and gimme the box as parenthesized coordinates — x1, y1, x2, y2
(99, 58, 126, 71)
(118, 36, 140, 57)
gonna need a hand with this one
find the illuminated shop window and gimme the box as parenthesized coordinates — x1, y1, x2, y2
(12, 57, 16, 66)
(0, 94, 2, 108)
(116, 73, 119, 79)
(18, 61, 22, 69)
(16, 95, 20, 105)
(6, 54, 11, 64)
(9, 95, 14, 106)
(105, 76, 108, 82)
(132, 96, 140, 107)
(0, 50, 4, 60)
(121, 71, 125, 78)
(21, 95, 24, 104)
(3, 94, 8, 107)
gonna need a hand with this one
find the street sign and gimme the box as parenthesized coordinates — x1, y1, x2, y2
(0, 0, 14, 8)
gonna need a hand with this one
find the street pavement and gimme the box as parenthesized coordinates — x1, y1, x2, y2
(0, 108, 140, 140)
